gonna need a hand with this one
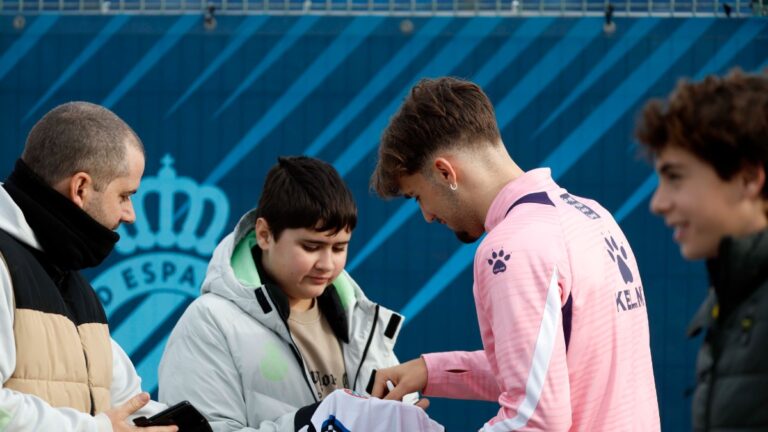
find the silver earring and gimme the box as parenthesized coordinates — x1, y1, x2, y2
(450, 183, 458, 191)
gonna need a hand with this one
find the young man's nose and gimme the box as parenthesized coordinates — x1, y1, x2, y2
(650, 187, 670, 216)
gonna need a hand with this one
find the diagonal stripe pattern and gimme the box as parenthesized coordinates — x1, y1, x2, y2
(102, 15, 197, 109)
(205, 16, 384, 186)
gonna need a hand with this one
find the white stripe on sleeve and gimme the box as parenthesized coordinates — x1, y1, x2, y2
(482, 266, 561, 432)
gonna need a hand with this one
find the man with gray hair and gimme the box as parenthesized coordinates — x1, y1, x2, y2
(0, 102, 177, 432)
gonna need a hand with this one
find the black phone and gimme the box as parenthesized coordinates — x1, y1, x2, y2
(133, 400, 212, 431)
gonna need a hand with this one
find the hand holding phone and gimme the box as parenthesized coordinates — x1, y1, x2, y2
(104, 393, 178, 432)
(133, 401, 212, 432)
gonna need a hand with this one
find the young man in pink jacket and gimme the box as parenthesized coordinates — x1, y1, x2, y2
(369, 77, 660, 431)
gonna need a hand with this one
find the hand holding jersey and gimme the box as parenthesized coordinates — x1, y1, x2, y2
(297, 389, 442, 432)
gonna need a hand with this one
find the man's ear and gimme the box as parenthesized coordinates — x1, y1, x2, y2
(54, 172, 93, 209)
(255, 217, 273, 250)
(433, 157, 458, 187)
(741, 163, 766, 200)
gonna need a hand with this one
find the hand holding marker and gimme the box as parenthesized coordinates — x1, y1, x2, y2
(386, 380, 419, 405)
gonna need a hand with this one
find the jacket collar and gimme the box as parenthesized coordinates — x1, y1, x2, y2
(706, 229, 768, 318)
(485, 168, 557, 232)
(251, 245, 350, 343)
(208, 209, 362, 343)
(2, 159, 119, 271)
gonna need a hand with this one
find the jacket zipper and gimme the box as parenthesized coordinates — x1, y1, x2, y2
(286, 329, 319, 403)
(352, 304, 379, 390)
(262, 283, 319, 403)
(704, 324, 719, 431)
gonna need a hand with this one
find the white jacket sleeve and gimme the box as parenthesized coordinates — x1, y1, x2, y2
(0, 256, 101, 432)
(109, 339, 166, 419)
(158, 302, 302, 432)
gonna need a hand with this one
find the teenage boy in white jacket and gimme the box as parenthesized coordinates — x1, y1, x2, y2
(159, 156, 437, 432)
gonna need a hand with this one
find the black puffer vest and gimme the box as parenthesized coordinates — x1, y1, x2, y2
(688, 230, 768, 432)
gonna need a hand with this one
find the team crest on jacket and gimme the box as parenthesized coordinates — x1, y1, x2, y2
(604, 235, 634, 284)
(92, 154, 229, 394)
(487, 249, 511, 274)
(603, 233, 647, 313)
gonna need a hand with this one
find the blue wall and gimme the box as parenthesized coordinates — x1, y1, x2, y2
(1, 14, 767, 431)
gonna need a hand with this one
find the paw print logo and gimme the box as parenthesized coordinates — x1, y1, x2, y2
(487, 249, 511, 275)
(605, 235, 634, 284)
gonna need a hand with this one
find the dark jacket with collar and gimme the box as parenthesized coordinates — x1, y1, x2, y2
(688, 229, 768, 432)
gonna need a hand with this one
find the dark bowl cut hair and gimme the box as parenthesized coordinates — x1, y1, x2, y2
(256, 156, 357, 240)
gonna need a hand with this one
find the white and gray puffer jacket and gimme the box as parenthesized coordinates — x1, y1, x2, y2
(158, 210, 405, 432)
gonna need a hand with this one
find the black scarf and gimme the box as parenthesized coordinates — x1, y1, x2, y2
(3, 159, 119, 271)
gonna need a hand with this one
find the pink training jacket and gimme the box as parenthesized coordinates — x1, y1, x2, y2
(422, 169, 660, 432)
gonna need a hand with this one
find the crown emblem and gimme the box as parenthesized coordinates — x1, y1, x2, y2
(116, 154, 230, 256)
